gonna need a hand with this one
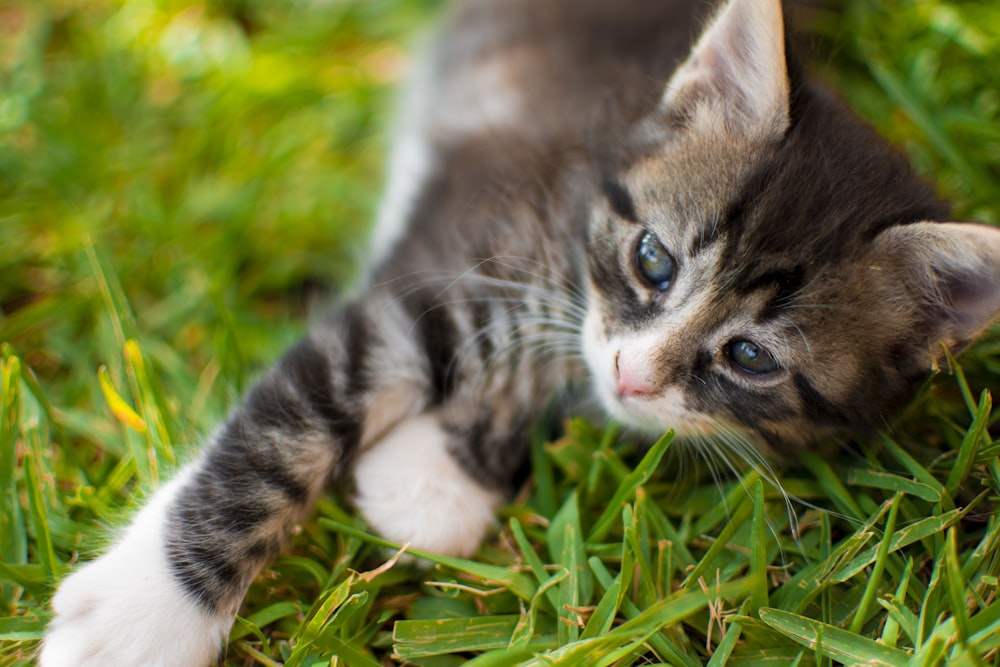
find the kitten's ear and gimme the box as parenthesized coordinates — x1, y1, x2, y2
(874, 222, 1000, 349)
(663, 0, 790, 138)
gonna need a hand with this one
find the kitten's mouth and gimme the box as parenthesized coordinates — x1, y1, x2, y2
(596, 372, 690, 436)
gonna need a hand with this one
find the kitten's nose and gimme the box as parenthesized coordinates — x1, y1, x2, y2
(615, 352, 657, 399)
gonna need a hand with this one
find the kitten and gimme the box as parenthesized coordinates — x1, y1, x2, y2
(41, 0, 1000, 665)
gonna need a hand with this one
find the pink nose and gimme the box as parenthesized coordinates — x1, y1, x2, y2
(615, 352, 657, 399)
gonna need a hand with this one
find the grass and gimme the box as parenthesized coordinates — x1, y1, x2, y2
(1, 0, 999, 665)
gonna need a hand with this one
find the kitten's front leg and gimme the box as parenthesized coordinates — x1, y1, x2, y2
(351, 280, 573, 559)
(41, 337, 358, 667)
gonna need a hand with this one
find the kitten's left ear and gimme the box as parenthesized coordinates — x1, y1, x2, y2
(663, 0, 790, 138)
(874, 222, 1000, 350)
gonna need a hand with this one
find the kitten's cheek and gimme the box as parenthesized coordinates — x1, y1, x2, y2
(581, 316, 619, 404)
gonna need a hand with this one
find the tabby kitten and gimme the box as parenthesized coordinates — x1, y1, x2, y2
(41, 0, 1000, 664)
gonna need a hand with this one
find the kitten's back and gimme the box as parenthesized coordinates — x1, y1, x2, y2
(371, 0, 713, 277)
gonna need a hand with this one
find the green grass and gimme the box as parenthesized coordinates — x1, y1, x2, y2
(2, 0, 1000, 665)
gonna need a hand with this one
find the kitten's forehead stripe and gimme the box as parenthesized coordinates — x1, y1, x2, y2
(736, 266, 807, 322)
(739, 266, 806, 297)
(717, 162, 776, 266)
(688, 225, 722, 258)
(601, 178, 640, 223)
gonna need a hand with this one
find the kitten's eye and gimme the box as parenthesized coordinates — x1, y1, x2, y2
(727, 340, 779, 375)
(635, 231, 674, 290)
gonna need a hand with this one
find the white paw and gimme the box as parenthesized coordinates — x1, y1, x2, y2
(353, 414, 504, 558)
(41, 470, 232, 667)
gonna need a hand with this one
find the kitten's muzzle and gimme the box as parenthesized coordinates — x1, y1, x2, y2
(615, 351, 658, 400)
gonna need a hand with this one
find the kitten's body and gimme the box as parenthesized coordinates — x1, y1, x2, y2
(41, 0, 1000, 665)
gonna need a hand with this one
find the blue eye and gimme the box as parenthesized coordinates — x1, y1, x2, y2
(635, 231, 674, 290)
(727, 340, 779, 375)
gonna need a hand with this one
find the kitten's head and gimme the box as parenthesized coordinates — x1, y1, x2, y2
(583, 0, 1000, 450)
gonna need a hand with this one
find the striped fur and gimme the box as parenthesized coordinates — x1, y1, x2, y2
(42, 0, 1000, 664)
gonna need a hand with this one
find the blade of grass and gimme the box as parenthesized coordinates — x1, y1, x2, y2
(759, 607, 909, 667)
(0, 356, 27, 587)
(22, 453, 59, 580)
(285, 575, 362, 667)
(917, 546, 946, 648)
(587, 430, 672, 543)
(832, 507, 965, 583)
(510, 518, 559, 616)
(557, 522, 581, 644)
(545, 578, 753, 665)
(124, 339, 177, 466)
(589, 558, 701, 667)
(321, 519, 536, 602)
(750, 478, 769, 612)
(682, 489, 753, 590)
(800, 452, 866, 520)
(879, 434, 950, 508)
(580, 562, 625, 640)
(879, 556, 915, 648)
(230, 601, 302, 642)
(849, 493, 901, 633)
(548, 492, 591, 607)
(510, 567, 565, 649)
(0, 616, 45, 641)
(531, 417, 557, 518)
(941, 345, 977, 417)
(706, 601, 749, 667)
(846, 469, 941, 503)
(622, 504, 659, 608)
(945, 389, 991, 496)
(84, 238, 138, 349)
(878, 596, 919, 649)
(97, 364, 153, 486)
(393, 615, 528, 659)
(944, 527, 970, 648)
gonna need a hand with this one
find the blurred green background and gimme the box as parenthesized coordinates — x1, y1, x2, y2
(1, 0, 998, 443)
(1, 0, 999, 664)
(1, 0, 440, 433)
(2, 0, 998, 389)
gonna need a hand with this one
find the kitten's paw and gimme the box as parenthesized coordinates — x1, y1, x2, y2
(354, 414, 503, 558)
(40, 557, 230, 667)
(40, 472, 232, 667)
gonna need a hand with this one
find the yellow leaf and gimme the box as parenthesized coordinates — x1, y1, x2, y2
(98, 365, 146, 432)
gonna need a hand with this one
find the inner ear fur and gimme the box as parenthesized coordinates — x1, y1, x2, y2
(872, 221, 1000, 351)
(661, 0, 790, 138)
